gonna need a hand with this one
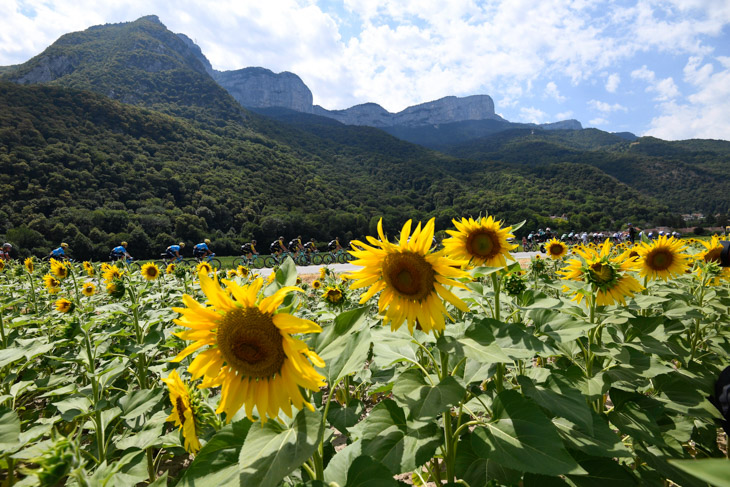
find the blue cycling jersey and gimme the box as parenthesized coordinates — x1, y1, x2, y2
(112, 246, 126, 255)
(51, 247, 66, 257)
(167, 245, 181, 253)
(194, 243, 209, 251)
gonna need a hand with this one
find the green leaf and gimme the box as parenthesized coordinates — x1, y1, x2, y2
(669, 459, 730, 487)
(455, 432, 523, 487)
(552, 415, 631, 458)
(276, 257, 298, 287)
(317, 327, 372, 385)
(473, 390, 585, 476)
(53, 395, 93, 422)
(345, 456, 400, 487)
(567, 454, 638, 486)
(530, 310, 594, 342)
(0, 407, 21, 454)
(238, 408, 323, 487)
(314, 306, 370, 351)
(608, 402, 665, 447)
(445, 321, 511, 364)
(177, 419, 253, 487)
(370, 326, 418, 369)
(118, 388, 163, 420)
(392, 369, 465, 421)
(327, 399, 364, 435)
(517, 376, 594, 433)
(325, 400, 441, 485)
(491, 320, 559, 359)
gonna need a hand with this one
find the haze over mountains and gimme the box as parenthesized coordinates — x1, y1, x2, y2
(0, 15, 727, 259)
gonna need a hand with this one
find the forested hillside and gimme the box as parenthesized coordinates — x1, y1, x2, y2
(0, 82, 671, 260)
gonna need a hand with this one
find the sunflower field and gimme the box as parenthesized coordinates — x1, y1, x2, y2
(1, 217, 729, 487)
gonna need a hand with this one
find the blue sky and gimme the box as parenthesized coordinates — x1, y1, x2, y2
(1, 0, 730, 140)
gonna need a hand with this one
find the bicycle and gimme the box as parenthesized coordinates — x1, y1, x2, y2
(321, 249, 350, 264)
(263, 251, 310, 268)
(232, 254, 265, 269)
(194, 253, 222, 269)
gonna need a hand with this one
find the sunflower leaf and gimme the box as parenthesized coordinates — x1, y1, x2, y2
(392, 369, 465, 421)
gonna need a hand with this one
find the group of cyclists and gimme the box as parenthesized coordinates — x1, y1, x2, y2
(522, 224, 686, 250)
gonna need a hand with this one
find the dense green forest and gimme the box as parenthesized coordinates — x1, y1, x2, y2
(0, 15, 724, 261)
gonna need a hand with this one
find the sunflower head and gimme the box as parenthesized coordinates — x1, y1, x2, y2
(442, 216, 517, 268)
(349, 218, 469, 334)
(0, 261, 4, 273)
(226, 269, 238, 279)
(106, 280, 126, 299)
(166, 263, 176, 275)
(319, 267, 327, 279)
(50, 259, 69, 279)
(83, 261, 95, 277)
(55, 298, 74, 314)
(172, 274, 325, 423)
(141, 263, 160, 281)
(161, 370, 202, 453)
(43, 274, 61, 294)
(635, 235, 689, 280)
(237, 265, 249, 277)
(503, 272, 527, 296)
(82, 282, 96, 297)
(323, 286, 344, 304)
(102, 265, 123, 283)
(24, 257, 34, 274)
(196, 262, 213, 276)
(545, 238, 568, 260)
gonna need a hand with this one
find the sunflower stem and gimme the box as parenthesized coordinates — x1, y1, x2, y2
(27, 270, 38, 314)
(0, 307, 6, 349)
(440, 348, 456, 484)
(83, 321, 105, 463)
(490, 273, 501, 322)
(69, 266, 81, 308)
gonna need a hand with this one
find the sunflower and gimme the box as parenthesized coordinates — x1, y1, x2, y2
(545, 238, 568, 260)
(349, 218, 469, 334)
(296, 277, 302, 285)
(237, 266, 249, 278)
(226, 269, 238, 279)
(0, 261, 4, 272)
(166, 263, 176, 275)
(559, 240, 643, 306)
(50, 259, 69, 279)
(54, 298, 74, 313)
(24, 257, 34, 274)
(695, 236, 730, 285)
(82, 282, 96, 297)
(161, 370, 202, 453)
(442, 216, 517, 268)
(172, 274, 325, 422)
(43, 274, 61, 294)
(319, 267, 327, 279)
(323, 286, 344, 304)
(106, 280, 126, 298)
(196, 262, 213, 276)
(102, 265, 123, 282)
(634, 235, 690, 280)
(83, 261, 95, 277)
(140, 263, 160, 281)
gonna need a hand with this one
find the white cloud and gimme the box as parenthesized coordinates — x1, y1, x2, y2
(589, 117, 609, 126)
(630, 65, 681, 101)
(556, 111, 574, 119)
(545, 81, 566, 102)
(588, 100, 628, 113)
(605, 73, 620, 93)
(646, 56, 730, 139)
(519, 107, 548, 124)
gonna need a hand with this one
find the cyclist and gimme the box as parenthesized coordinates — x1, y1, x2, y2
(288, 235, 304, 255)
(1, 243, 11, 261)
(166, 242, 185, 262)
(110, 242, 132, 262)
(270, 236, 288, 257)
(50, 243, 70, 260)
(303, 238, 317, 254)
(628, 223, 637, 244)
(328, 237, 342, 253)
(193, 239, 213, 260)
(241, 239, 258, 259)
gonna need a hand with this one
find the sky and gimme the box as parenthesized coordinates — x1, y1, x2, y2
(1, 0, 730, 140)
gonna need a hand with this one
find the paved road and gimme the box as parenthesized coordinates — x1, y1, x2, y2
(255, 251, 541, 276)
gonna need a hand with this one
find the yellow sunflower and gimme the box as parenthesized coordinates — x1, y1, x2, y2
(161, 370, 201, 453)
(50, 259, 69, 279)
(226, 269, 238, 279)
(559, 239, 643, 306)
(106, 280, 126, 298)
(349, 218, 469, 334)
(166, 263, 176, 275)
(237, 265, 249, 278)
(0, 261, 4, 272)
(24, 257, 34, 274)
(55, 298, 74, 313)
(319, 267, 327, 279)
(43, 274, 61, 294)
(695, 236, 730, 285)
(140, 263, 160, 281)
(311, 279, 321, 289)
(102, 265, 123, 282)
(442, 216, 517, 268)
(545, 238, 568, 260)
(323, 286, 344, 304)
(634, 235, 690, 280)
(82, 282, 96, 297)
(196, 262, 213, 276)
(83, 261, 95, 277)
(172, 274, 325, 422)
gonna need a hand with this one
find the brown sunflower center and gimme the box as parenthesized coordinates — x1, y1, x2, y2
(704, 248, 722, 263)
(466, 231, 499, 258)
(383, 251, 435, 301)
(216, 307, 285, 379)
(548, 243, 564, 256)
(589, 262, 614, 284)
(175, 396, 188, 424)
(647, 249, 673, 270)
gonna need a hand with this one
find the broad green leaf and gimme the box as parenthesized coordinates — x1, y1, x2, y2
(326, 400, 440, 485)
(327, 399, 364, 435)
(567, 455, 638, 486)
(345, 456, 400, 487)
(238, 408, 323, 487)
(473, 390, 585, 476)
(635, 444, 709, 487)
(517, 376, 593, 433)
(491, 320, 559, 359)
(669, 459, 730, 487)
(444, 320, 511, 364)
(317, 327, 372, 385)
(530, 310, 594, 342)
(522, 473, 573, 486)
(455, 432, 523, 487)
(370, 326, 418, 369)
(0, 407, 21, 454)
(652, 372, 722, 419)
(53, 395, 93, 422)
(552, 415, 631, 458)
(119, 388, 163, 420)
(314, 306, 370, 351)
(177, 419, 253, 487)
(392, 369, 465, 421)
(608, 402, 665, 446)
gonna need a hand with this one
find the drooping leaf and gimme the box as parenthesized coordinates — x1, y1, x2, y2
(392, 369, 465, 421)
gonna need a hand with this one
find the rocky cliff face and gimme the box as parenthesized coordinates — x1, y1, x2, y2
(214, 67, 314, 113)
